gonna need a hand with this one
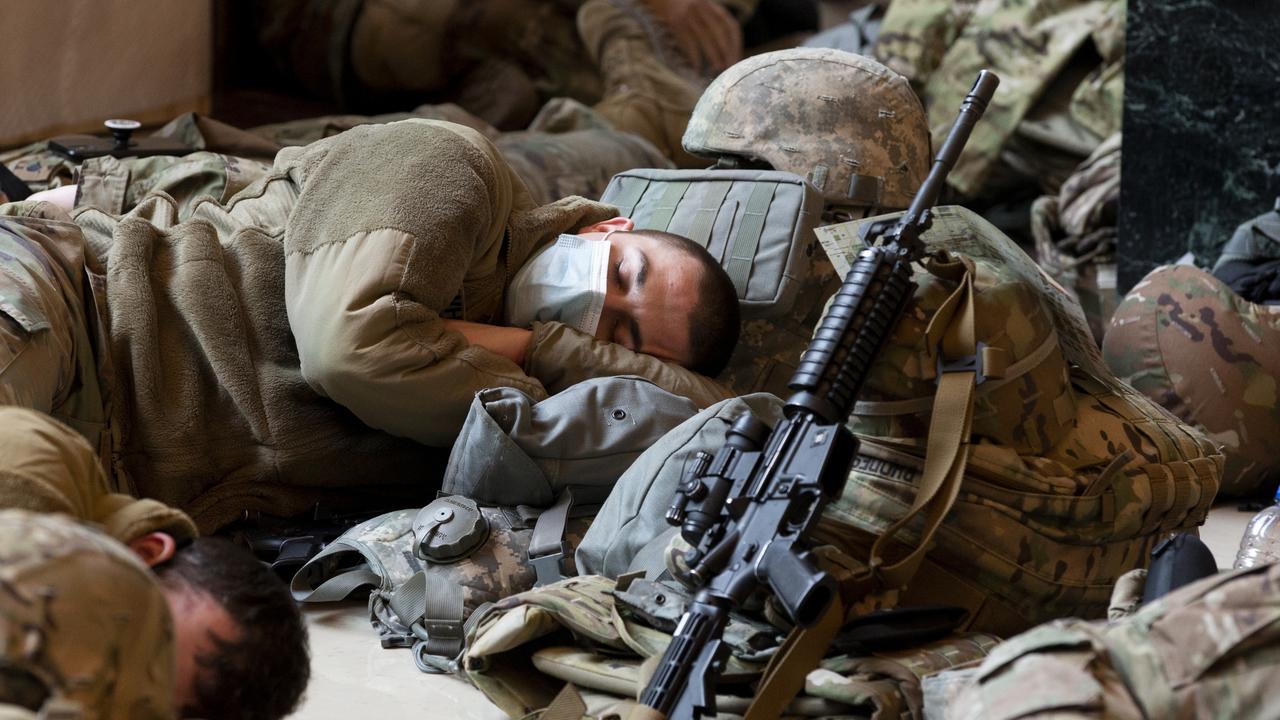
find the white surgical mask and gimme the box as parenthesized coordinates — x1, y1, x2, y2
(505, 234, 610, 335)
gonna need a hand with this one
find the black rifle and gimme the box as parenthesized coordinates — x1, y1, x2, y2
(633, 70, 1000, 720)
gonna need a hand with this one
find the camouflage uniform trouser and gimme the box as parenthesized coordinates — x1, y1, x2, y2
(1103, 265, 1280, 496)
(257, 0, 601, 129)
(257, 0, 701, 161)
(0, 202, 114, 469)
(941, 561, 1280, 719)
(3, 108, 669, 219)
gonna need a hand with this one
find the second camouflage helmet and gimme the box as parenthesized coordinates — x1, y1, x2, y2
(683, 48, 931, 211)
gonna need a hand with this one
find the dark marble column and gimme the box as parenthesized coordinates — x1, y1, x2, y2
(1119, 0, 1280, 291)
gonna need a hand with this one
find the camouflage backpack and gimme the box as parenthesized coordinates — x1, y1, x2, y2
(578, 206, 1222, 639)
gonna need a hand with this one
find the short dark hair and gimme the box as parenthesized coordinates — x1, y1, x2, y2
(634, 230, 741, 376)
(156, 538, 310, 720)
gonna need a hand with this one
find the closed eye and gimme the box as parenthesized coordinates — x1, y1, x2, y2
(614, 258, 625, 291)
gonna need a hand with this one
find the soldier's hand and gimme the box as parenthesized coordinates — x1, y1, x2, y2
(443, 320, 533, 366)
(644, 0, 743, 74)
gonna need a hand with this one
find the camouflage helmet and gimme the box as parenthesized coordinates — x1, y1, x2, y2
(683, 48, 931, 211)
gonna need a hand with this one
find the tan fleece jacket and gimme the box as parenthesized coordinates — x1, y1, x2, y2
(0, 407, 196, 542)
(70, 120, 725, 531)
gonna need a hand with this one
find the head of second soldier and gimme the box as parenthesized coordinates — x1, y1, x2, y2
(129, 533, 311, 720)
(506, 216, 741, 376)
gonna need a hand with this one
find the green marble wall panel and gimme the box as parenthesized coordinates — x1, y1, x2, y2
(1118, 0, 1280, 291)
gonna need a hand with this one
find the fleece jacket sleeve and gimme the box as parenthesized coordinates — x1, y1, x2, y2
(282, 120, 549, 447)
(0, 407, 197, 543)
(525, 321, 733, 409)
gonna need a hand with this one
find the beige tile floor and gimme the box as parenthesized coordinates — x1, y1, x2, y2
(287, 502, 1259, 718)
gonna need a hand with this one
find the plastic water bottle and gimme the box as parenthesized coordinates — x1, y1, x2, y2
(1233, 488, 1280, 569)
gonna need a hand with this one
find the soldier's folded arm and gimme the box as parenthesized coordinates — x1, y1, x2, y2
(525, 320, 732, 408)
(284, 234, 550, 449)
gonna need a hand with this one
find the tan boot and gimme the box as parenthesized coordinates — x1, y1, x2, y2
(577, 0, 708, 168)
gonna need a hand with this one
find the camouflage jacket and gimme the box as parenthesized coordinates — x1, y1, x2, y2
(874, 0, 1124, 196)
(0, 410, 188, 717)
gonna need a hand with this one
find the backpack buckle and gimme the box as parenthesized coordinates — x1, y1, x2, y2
(530, 542, 569, 587)
(936, 341, 987, 385)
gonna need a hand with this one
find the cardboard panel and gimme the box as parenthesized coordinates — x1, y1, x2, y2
(0, 0, 211, 148)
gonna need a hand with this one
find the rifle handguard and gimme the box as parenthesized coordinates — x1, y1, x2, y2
(786, 246, 917, 424)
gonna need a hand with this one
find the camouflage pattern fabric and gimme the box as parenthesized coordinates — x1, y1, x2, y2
(254, 0, 599, 129)
(497, 125, 671, 206)
(693, 51, 933, 395)
(873, 0, 1124, 196)
(944, 562, 1280, 720)
(251, 98, 670, 205)
(291, 504, 589, 649)
(461, 573, 998, 719)
(716, 252, 841, 396)
(1103, 264, 1280, 497)
(0, 143, 77, 194)
(578, 0, 707, 168)
(0, 202, 114, 465)
(807, 633, 1001, 720)
(683, 48, 932, 210)
(1106, 568, 1147, 622)
(0, 510, 175, 719)
(461, 574, 775, 718)
(809, 207, 1220, 637)
(3, 101, 665, 217)
(1031, 132, 1121, 344)
(0, 148, 269, 218)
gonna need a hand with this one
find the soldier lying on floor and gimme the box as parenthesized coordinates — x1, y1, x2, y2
(0, 0, 719, 211)
(0, 407, 309, 720)
(250, 0, 748, 131)
(0, 117, 737, 534)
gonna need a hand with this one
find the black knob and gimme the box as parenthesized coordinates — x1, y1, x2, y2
(105, 119, 141, 150)
(679, 477, 707, 501)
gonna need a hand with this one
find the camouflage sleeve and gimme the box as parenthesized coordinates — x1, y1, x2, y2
(0, 407, 196, 542)
(872, 0, 971, 84)
(525, 321, 733, 408)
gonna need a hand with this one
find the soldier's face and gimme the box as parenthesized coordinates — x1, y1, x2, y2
(577, 223, 699, 366)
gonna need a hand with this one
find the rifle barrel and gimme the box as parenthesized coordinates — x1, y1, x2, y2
(903, 70, 999, 223)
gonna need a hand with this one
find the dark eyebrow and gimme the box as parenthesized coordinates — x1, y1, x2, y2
(635, 250, 649, 288)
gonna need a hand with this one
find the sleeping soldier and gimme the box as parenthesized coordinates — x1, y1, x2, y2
(0, 407, 309, 720)
(0, 117, 739, 533)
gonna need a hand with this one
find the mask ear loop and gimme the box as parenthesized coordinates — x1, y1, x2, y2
(601, 228, 622, 244)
